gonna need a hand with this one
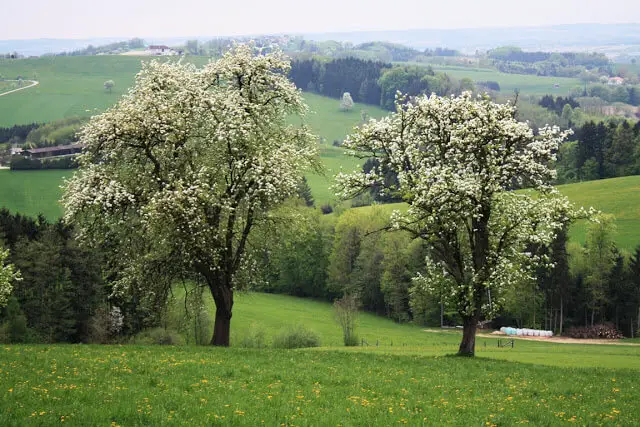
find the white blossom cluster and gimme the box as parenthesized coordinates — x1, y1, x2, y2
(0, 248, 20, 307)
(337, 92, 578, 319)
(62, 44, 317, 294)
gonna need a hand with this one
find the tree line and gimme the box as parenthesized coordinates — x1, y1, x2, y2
(289, 57, 474, 110)
(489, 46, 610, 77)
(557, 120, 640, 183)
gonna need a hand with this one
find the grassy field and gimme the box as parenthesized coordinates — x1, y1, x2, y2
(1, 292, 639, 425)
(300, 92, 388, 206)
(3, 170, 640, 252)
(0, 56, 387, 207)
(0, 56, 142, 127)
(0, 169, 68, 219)
(425, 65, 582, 96)
(0, 80, 22, 95)
(341, 175, 640, 253)
(557, 176, 640, 251)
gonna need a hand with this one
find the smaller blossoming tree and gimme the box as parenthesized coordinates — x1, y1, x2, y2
(63, 44, 318, 346)
(0, 247, 20, 308)
(336, 92, 577, 356)
(340, 92, 354, 111)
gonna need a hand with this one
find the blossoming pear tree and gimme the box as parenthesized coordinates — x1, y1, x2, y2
(336, 92, 576, 356)
(0, 247, 20, 308)
(62, 44, 318, 346)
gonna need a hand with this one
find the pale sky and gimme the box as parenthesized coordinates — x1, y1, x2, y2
(2, 0, 639, 40)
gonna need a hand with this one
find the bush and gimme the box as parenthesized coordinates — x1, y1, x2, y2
(10, 154, 78, 170)
(238, 324, 267, 348)
(334, 294, 360, 347)
(320, 204, 333, 215)
(1, 296, 32, 343)
(272, 325, 320, 349)
(565, 323, 624, 339)
(88, 306, 124, 344)
(131, 327, 185, 345)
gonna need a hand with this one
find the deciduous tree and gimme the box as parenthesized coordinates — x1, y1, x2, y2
(103, 80, 114, 93)
(63, 44, 317, 346)
(0, 247, 20, 308)
(336, 92, 575, 356)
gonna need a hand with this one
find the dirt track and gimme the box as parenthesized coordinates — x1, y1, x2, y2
(423, 328, 640, 346)
(484, 331, 640, 346)
(0, 80, 39, 97)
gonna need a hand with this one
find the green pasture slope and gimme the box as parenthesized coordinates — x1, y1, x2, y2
(1, 293, 639, 425)
(0, 56, 141, 127)
(0, 92, 385, 216)
(425, 65, 582, 96)
(345, 175, 640, 253)
(0, 169, 67, 219)
(557, 176, 640, 252)
(0, 55, 388, 212)
(301, 92, 387, 205)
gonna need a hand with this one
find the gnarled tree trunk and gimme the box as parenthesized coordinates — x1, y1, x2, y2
(458, 313, 479, 356)
(209, 282, 234, 346)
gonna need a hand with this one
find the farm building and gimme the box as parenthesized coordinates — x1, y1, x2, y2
(23, 143, 83, 159)
(608, 77, 625, 86)
(147, 45, 179, 56)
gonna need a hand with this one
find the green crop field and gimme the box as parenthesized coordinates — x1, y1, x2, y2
(1, 292, 639, 425)
(426, 65, 582, 96)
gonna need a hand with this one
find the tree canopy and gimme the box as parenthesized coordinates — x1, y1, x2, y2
(62, 44, 318, 346)
(336, 92, 577, 355)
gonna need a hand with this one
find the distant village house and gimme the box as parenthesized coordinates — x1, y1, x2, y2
(608, 77, 625, 86)
(146, 45, 179, 56)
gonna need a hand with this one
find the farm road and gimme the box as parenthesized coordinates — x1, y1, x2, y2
(0, 80, 39, 97)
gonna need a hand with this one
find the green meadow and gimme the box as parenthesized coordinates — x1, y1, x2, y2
(428, 65, 582, 96)
(0, 56, 143, 126)
(0, 56, 387, 207)
(557, 176, 640, 252)
(4, 171, 640, 252)
(1, 292, 639, 426)
(0, 169, 68, 219)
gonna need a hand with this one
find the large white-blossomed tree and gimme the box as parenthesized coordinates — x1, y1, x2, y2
(336, 93, 575, 356)
(62, 45, 317, 346)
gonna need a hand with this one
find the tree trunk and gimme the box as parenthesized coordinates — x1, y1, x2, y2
(209, 284, 234, 346)
(591, 308, 595, 327)
(458, 315, 478, 356)
(559, 295, 564, 336)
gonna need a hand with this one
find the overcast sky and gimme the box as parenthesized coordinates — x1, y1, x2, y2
(2, 0, 639, 40)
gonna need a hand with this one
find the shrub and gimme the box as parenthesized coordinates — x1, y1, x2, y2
(334, 294, 360, 347)
(320, 204, 333, 215)
(272, 325, 320, 349)
(131, 327, 185, 345)
(1, 296, 31, 343)
(564, 323, 624, 339)
(88, 306, 124, 344)
(238, 324, 267, 348)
